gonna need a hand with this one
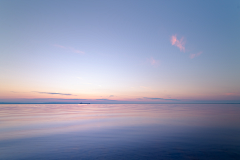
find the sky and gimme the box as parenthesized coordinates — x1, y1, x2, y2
(0, 0, 240, 104)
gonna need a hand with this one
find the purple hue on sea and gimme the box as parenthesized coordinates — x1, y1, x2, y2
(0, 104, 240, 159)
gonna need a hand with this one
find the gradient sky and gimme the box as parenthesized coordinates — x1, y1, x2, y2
(1, 0, 240, 103)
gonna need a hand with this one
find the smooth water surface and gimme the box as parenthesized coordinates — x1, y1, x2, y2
(0, 104, 240, 159)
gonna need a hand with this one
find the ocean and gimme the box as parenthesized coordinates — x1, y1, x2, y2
(0, 104, 240, 160)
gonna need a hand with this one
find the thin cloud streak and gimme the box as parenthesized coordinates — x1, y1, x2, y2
(171, 35, 185, 52)
(33, 91, 75, 96)
(57, 99, 87, 100)
(144, 97, 180, 101)
(190, 52, 202, 59)
(54, 44, 85, 54)
(225, 92, 240, 96)
(53, 44, 66, 49)
(69, 47, 85, 54)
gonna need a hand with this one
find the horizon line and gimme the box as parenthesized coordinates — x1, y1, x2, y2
(1, 102, 240, 104)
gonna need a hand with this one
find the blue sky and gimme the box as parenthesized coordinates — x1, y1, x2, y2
(1, 0, 240, 103)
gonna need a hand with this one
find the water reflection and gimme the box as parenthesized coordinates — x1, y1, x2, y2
(0, 104, 240, 159)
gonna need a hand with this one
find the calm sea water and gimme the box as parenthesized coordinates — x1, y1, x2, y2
(0, 104, 240, 160)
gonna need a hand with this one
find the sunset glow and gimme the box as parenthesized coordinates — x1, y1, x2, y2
(0, 1, 239, 104)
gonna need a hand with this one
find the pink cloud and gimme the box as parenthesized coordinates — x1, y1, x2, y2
(171, 35, 185, 52)
(190, 51, 202, 59)
(148, 57, 159, 66)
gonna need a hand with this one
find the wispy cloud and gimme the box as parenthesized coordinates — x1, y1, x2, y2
(54, 44, 85, 54)
(171, 35, 185, 52)
(109, 95, 114, 97)
(171, 35, 203, 59)
(33, 91, 75, 96)
(190, 51, 202, 59)
(148, 57, 160, 66)
(69, 47, 85, 54)
(11, 91, 19, 93)
(225, 92, 240, 96)
(54, 44, 66, 49)
(57, 98, 87, 100)
(144, 97, 180, 101)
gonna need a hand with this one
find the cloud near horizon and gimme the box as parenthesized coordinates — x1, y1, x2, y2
(1, 98, 240, 104)
(33, 91, 74, 96)
(143, 97, 180, 101)
(54, 44, 85, 54)
(95, 99, 117, 101)
(225, 92, 240, 96)
(171, 35, 185, 52)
